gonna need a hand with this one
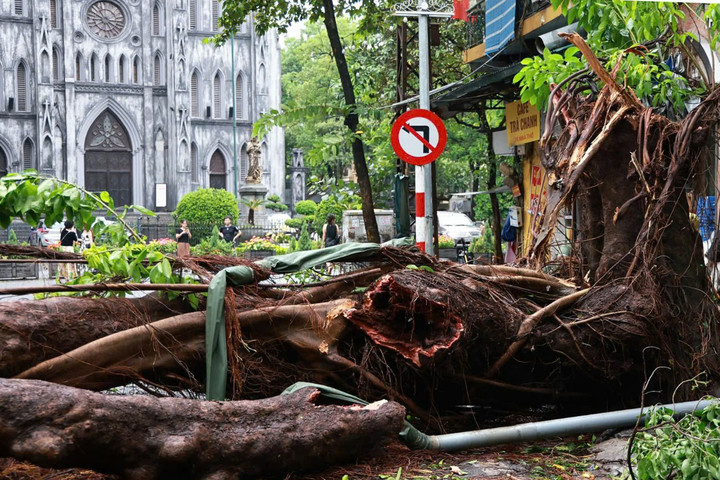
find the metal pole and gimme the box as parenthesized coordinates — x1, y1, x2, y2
(417, 2, 434, 254)
(231, 36, 238, 198)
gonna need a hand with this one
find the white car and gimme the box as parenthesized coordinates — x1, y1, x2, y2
(39, 217, 116, 246)
(437, 211, 483, 245)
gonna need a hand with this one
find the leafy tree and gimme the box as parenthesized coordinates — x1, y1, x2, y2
(216, 0, 382, 242)
(238, 197, 267, 225)
(514, 1, 720, 115)
(175, 189, 239, 226)
(266, 194, 288, 212)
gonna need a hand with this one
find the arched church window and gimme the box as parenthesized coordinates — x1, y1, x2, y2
(191, 142, 199, 183)
(90, 54, 98, 82)
(53, 48, 61, 81)
(105, 54, 112, 82)
(133, 56, 140, 83)
(211, 0, 220, 31)
(75, 53, 82, 81)
(0, 148, 7, 177)
(119, 55, 126, 83)
(213, 72, 221, 118)
(189, 0, 197, 30)
(22, 138, 34, 170)
(84, 110, 132, 206)
(235, 74, 243, 119)
(209, 150, 226, 189)
(50, 0, 58, 27)
(17, 62, 27, 112)
(190, 71, 199, 117)
(258, 63, 266, 93)
(154, 54, 161, 85)
(152, 4, 160, 35)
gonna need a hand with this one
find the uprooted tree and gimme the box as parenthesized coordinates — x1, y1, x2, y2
(3, 20, 720, 480)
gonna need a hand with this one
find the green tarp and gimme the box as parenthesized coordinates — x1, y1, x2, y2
(205, 239, 414, 400)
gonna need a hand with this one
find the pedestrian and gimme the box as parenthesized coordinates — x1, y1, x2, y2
(175, 219, 191, 257)
(59, 220, 79, 279)
(322, 213, 340, 248)
(81, 226, 94, 250)
(218, 216, 241, 246)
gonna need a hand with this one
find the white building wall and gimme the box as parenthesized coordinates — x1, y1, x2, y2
(0, 0, 284, 210)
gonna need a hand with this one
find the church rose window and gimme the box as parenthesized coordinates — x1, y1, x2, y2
(86, 1, 126, 39)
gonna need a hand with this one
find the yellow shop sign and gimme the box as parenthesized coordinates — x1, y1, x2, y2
(506, 100, 540, 146)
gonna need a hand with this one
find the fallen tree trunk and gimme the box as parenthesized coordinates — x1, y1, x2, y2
(0, 379, 405, 480)
(0, 295, 197, 377)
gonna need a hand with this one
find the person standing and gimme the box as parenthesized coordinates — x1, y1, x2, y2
(59, 220, 79, 278)
(175, 219, 192, 257)
(218, 216, 241, 246)
(81, 226, 94, 250)
(322, 213, 340, 248)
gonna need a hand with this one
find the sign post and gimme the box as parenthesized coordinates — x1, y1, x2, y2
(391, 108, 447, 252)
(393, 0, 453, 254)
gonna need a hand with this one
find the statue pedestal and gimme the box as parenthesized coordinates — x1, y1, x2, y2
(238, 183, 269, 219)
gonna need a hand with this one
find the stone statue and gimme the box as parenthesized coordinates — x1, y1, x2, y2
(246, 137, 262, 184)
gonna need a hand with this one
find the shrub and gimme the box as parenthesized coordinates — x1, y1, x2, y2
(294, 200, 318, 216)
(438, 235, 455, 249)
(266, 194, 288, 212)
(285, 215, 315, 230)
(7, 229, 18, 245)
(295, 222, 315, 252)
(175, 189, 238, 226)
(190, 226, 234, 256)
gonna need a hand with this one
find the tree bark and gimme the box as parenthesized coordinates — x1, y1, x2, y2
(321, 0, 380, 243)
(0, 379, 405, 480)
(0, 295, 195, 378)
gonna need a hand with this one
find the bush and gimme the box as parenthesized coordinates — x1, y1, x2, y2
(294, 200, 318, 216)
(266, 194, 288, 212)
(174, 189, 238, 226)
(285, 215, 315, 230)
(190, 226, 234, 256)
(313, 199, 345, 234)
(294, 222, 315, 252)
(7, 229, 18, 245)
(438, 235, 455, 249)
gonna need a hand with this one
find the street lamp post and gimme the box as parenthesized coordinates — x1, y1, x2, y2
(393, 0, 452, 255)
(231, 35, 238, 198)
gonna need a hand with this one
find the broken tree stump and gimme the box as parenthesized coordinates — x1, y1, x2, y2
(0, 379, 405, 480)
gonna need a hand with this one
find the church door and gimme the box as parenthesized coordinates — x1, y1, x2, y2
(209, 150, 226, 190)
(84, 110, 132, 206)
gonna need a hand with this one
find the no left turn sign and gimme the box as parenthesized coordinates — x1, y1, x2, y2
(391, 109, 447, 165)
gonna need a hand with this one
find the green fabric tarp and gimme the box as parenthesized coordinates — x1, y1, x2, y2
(205, 238, 414, 400)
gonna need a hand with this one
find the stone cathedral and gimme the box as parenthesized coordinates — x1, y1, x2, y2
(0, 0, 284, 210)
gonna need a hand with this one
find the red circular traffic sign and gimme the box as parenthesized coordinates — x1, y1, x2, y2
(391, 109, 447, 165)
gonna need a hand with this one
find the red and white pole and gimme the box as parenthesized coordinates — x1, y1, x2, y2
(415, 168, 426, 251)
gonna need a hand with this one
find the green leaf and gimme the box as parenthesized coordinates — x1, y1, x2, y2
(131, 204, 155, 216)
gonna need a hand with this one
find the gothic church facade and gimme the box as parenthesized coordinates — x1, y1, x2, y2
(0, 0, 284, 209)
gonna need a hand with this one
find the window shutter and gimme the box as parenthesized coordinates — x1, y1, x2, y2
(23, 140, 33, 170)
(189, 0, 197, 30)
(50, 0, 57, 27)
(153, 5, 160, 35)
(17, 63, 27, 112)
(211, 0, 219, 31)
(191, 143, 198, 182)
(15, 0, 23, 15)
(191, 73, 199, 117)
(235, 75, 242, 119)
(213, 74, 220, 118)
(154, 56, 160, 84)
(52, 49, 60, 81)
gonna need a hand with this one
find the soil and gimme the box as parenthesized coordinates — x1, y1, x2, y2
(0, 434, 630, 480)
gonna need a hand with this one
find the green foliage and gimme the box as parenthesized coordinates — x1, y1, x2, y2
(6, 229, 18, 245)
(514, 1, 720, 113)
(285, 215, 314, 230)
(295, 222, 315, 251)
(438, 235, 455, 249)
(294, 200, 318, 216)
(264, 194, 288, 212)
(0, 171, 149, 245)
(236, 236, 289, 255)
(632, 401, 720, 479)
(175, 189, 238, 226)
(313, 198, 346, 234)
(190, 226, 234, 256)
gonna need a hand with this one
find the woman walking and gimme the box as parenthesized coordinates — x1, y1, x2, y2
(175, 219, 192, 257)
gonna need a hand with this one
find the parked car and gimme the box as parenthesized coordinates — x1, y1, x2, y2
(437, 211, 483, 245)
